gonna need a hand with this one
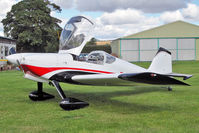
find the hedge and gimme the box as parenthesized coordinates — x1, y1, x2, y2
(82, 45, 112, 54)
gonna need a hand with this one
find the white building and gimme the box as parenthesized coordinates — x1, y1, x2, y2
(0, 36, 16, 68)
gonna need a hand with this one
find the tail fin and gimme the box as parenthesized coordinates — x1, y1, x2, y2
(148, 47, 172, 74)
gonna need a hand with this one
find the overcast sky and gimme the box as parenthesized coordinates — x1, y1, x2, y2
(0, 0, 199, 39)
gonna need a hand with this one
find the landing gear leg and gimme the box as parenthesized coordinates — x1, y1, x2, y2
(168, 86, 172, 91)
(51, 80, 89, 111)
(29, 82, 55, 101)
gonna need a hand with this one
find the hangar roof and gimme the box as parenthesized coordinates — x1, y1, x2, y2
(124, 21, 199, 39)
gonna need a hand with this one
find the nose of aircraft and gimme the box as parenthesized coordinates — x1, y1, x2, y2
(6, 54, 22, 65)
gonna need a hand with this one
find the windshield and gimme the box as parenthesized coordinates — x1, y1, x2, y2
(86, 51, 116, 65)
(105, 53, 116, 64)
(87, 52, 104, 65)
(59, 16, 94, 51)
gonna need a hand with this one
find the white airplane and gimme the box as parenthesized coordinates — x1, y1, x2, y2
(6, 16, 192, 110)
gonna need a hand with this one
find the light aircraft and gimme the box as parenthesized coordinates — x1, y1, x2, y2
(6, 16, 192, 111)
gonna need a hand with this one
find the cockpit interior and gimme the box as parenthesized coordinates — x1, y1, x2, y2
(74, 51, 116, 65)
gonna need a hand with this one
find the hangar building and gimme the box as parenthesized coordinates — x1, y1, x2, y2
(111, 21, 199, 61)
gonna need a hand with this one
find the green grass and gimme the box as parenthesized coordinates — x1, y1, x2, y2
(0, 61, 199, 133)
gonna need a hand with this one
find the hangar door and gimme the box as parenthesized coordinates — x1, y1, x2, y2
(120, 38, 196, 62)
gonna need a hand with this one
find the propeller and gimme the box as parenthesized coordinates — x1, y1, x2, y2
(5, 47, 23, 72)
(16, 59, 24, 73)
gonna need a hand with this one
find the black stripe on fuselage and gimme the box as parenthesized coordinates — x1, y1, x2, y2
(49, 71, 96, 85)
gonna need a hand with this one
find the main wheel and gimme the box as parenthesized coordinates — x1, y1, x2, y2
(29, 91, 54, 101)
(29, 82, 54, 101)
(60, 97, 89, 111)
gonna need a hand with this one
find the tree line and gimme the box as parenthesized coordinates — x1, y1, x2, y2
(2, 0, 112, 54)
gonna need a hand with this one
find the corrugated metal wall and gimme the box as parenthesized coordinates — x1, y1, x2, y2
(120, 38, 196, 62)
(196, 39, 199, 60)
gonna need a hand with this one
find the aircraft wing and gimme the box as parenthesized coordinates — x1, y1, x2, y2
(71, 72, 190, 86)
(118, 72, 190, 86)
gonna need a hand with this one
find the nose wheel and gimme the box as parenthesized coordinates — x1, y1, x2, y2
(51, 80, 89, 111)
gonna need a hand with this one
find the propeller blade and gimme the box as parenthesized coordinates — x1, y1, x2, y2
(16, 59, 24, 73)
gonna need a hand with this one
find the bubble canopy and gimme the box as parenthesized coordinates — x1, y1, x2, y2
(59, 16, 94, 55)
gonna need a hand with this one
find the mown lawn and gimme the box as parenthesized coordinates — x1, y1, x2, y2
(0, 61, 199, 133)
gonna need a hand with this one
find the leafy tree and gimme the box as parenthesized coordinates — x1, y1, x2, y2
(2, 0, 62, 53)
(86, 37, 97, 45)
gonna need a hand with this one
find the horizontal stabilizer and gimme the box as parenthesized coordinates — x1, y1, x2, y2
(118, 72, 190, 86)
(162, 73, 192, 80)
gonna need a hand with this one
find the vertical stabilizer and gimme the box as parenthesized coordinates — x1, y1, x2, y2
(148, 47, 172, 74)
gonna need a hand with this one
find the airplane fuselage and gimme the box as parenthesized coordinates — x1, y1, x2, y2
(7, 52, 147, 86)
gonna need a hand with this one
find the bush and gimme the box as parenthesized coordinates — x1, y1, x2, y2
(82, 44, 112, 54)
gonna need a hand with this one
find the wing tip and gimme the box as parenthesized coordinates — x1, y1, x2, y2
(183, 75, 192, 80)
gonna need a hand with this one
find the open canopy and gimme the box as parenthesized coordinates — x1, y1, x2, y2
(59, 16, 94, 55)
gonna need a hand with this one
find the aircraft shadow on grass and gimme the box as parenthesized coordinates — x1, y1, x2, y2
(34, 86, 173, 114)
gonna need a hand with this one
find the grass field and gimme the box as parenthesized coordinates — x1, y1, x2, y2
(0, 61, 199, 133)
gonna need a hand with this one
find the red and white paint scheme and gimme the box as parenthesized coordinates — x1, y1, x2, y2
(6, 16, 192, 110)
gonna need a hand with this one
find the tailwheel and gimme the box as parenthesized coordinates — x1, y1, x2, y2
(29, 82, 55, 101)
(51, 80, 89, 111)
(168, 86, 172, 91)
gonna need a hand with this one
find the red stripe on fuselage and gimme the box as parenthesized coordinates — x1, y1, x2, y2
(21, 64, 113, 76)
